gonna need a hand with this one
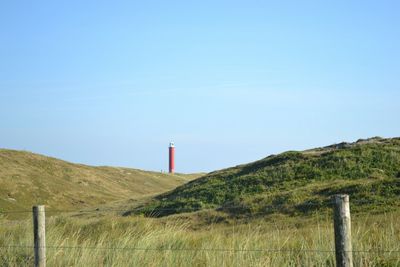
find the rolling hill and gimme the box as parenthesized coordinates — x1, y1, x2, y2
(138, 137, 400, 217)
(0, 149, 200, 215)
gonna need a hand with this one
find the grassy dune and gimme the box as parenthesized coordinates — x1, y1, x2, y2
(1, 139, 400, 266)
(0, 149, 200, 217)
(1, 211, 399, 266)
(140, 137, 400, 217)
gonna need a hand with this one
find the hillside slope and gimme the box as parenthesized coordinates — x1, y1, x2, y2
(139, 137, 400, 217)
(0, 149, 199, 213)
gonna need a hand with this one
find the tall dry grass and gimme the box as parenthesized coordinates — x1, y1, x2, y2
(0, 212, 399, 266)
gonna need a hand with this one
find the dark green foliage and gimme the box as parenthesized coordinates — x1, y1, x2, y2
(140, 138, 400, 217)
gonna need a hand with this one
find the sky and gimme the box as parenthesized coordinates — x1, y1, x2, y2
(0, 1, 399, 173)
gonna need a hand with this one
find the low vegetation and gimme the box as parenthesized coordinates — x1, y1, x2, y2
(0, 211, 399, 266)
(0, 149, 200, 218)
(138, 137, 400, 217)
(1, 137, 400, 266)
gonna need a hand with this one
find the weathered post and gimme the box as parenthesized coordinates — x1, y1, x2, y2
(33, 205, 46, 267)
(333, 194, 353, 267)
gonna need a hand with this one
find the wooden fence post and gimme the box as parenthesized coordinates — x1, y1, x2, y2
(333, 194, 353, 267)
(33, 205, 46, 267)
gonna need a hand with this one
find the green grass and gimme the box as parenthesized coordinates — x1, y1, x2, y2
(1, 138, 400, 266)
(138, 137, 400, 217)
(1, 211, 399, 266)
(0, 149, 201, 218)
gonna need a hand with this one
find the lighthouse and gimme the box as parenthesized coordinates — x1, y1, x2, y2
(169, 142, 175, 174)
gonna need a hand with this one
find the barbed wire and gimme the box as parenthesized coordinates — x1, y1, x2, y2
(0, 199, 398, 215)
(1, 245, 399, 254)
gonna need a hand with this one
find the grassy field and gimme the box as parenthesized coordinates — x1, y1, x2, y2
(0, 149, 201, 218)
(1, 138, 400, 266)
(0, 210, 399, 266)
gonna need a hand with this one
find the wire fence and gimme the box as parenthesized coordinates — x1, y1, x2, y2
(1, 245, 400, 254)
(1, 197, 399, 267)
(0, 199, 397, 215)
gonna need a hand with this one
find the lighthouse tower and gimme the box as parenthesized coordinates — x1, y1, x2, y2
(169, 142, 175, 174)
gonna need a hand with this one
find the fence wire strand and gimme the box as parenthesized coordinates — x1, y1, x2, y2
(1, 200, 399, 260)
(0, 199, 398, 215)
(1, 245, 399, 254)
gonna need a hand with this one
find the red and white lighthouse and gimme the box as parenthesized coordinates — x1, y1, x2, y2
(169, 142, 175, 174)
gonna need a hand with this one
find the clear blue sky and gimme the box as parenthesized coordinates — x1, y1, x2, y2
(1, 1, 399, 173)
